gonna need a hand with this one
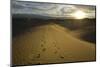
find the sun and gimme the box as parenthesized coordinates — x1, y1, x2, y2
(72, 10, 86, 19)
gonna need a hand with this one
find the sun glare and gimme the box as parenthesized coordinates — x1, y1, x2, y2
(72, 10, 86, 19)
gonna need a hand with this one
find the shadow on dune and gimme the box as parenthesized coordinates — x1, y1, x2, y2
(12, 17, 52, 37)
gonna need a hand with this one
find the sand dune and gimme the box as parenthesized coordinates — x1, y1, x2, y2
(12, 23, 95, 65)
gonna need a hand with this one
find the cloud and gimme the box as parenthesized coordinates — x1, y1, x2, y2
(12, 0, 96, 18)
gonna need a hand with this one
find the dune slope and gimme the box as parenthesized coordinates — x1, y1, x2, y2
(12, 23, 95, 65)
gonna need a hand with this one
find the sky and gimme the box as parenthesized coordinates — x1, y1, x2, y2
(12, 0, 96, 18)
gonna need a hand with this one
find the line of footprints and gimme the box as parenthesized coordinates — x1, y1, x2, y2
(29, 39, 65, 64)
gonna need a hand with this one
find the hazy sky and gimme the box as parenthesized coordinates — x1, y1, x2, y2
(12, 0, 96, 18)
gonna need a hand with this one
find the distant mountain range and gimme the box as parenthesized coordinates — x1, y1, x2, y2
(12, 13, 96, 20)
(12, 14, 54, 19)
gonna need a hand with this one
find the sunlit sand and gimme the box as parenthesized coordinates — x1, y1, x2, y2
(12, 23, 95, 65)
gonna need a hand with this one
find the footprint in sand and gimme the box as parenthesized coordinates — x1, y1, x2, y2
(41, 39, 46, 44)
(36, 54, 40, 58)
(41, 43, 44, 47)
(54, 51, 57, 54)
(60, 56, 64, 59)
(42, 48, 46, 52)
